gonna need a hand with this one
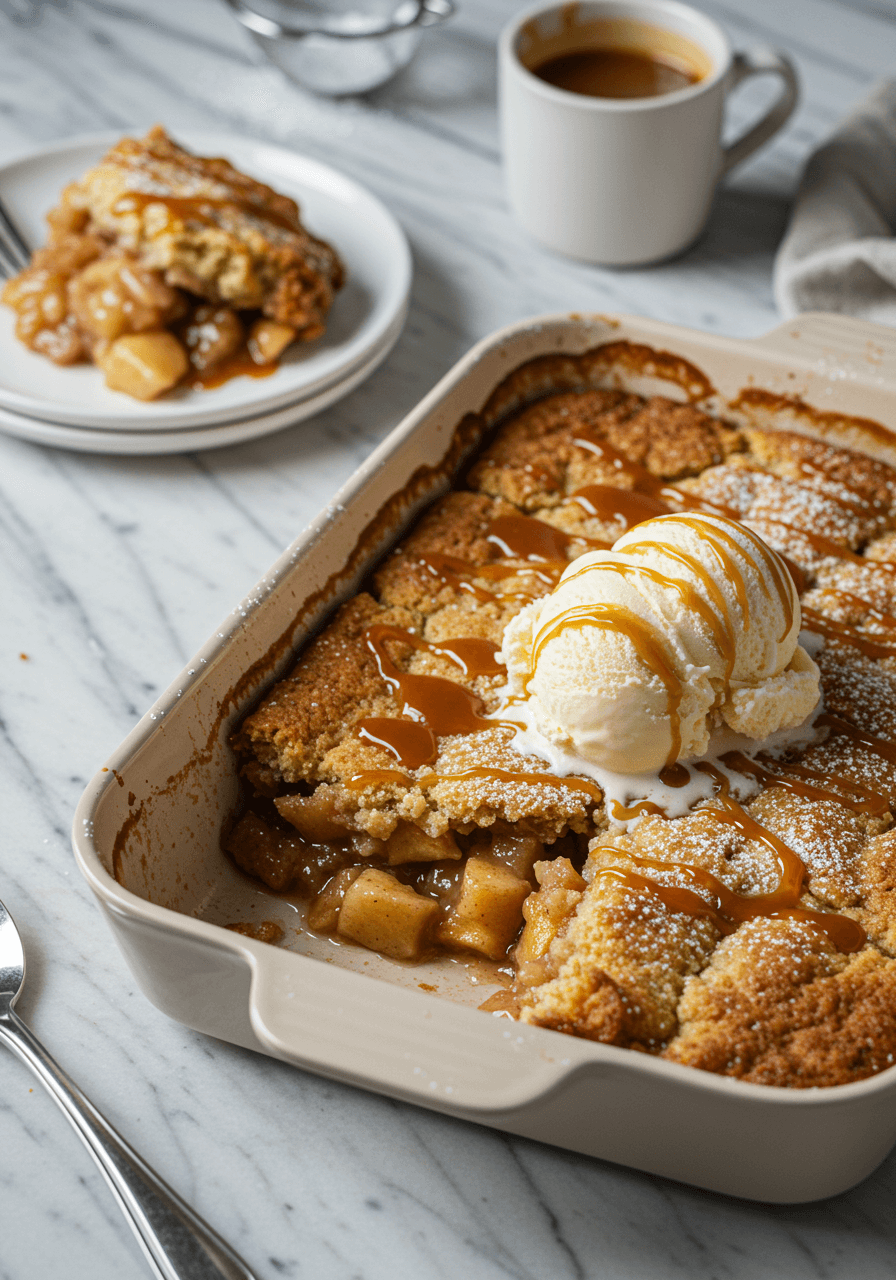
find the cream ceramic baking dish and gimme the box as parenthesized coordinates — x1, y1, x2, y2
(73, 311, 896, 1204)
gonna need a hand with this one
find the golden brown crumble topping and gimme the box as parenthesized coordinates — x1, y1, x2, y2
(228, 364, 896, 1088)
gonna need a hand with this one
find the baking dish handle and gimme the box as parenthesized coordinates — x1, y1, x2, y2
(246, 952, 583, 1114)
(748, 312, 896, 385)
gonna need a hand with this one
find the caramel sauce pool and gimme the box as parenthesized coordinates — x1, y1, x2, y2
(186, 347, 278, 390)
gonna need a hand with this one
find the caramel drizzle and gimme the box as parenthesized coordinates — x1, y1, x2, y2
(608, 760, 865, 951)
(722, 751, 889, 817)
(571, 431, 737, 518)
(530, 602, 684, 763)
(487, 513, 606, 561)
(346, 765, 603, 807)
(611, 798, 667, 821)
(570, 484, 672, 527)
(417, 550, 563, 604)
(762, 516, 896, 576)
(365, 625, 504, 680)
(419, 766, 603, 805)
(660, 514, 793, 645)
(800, 607, 896, 660)
(810, 589, 896, 631)
(417, 552, 495, 602)
(624, 538, 731, 616)
(353, 623, 606, 804)
(643, 515, 750, 626)
(113, 190, 301, 235)
(358, 625, 503, 767)
(569, 437, 890, 597)
(563, 556, 737, 683)
(345, 768, 414, 790)
(818, 714, 896, 766)
(593, 852, 864, 952)
(660, 762, 692, 788)
(357, 720, 437, 770)
(598, 762, 865, 952)
(413, 510, 608, 607)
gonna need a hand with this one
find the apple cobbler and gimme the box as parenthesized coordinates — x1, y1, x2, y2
(2, 126, 344, 399)
(228, 355, 896, 1088)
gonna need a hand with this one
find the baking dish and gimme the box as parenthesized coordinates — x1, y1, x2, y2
(73, 311, 896, 1204)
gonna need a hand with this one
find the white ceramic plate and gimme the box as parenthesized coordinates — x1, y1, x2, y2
(0, 130, 411, 431)
(0, 312, 402, 454)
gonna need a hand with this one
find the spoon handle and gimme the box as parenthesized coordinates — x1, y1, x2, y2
(0, 1007, 258, 1280)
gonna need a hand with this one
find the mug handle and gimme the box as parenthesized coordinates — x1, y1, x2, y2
(721, 48, 799, 175)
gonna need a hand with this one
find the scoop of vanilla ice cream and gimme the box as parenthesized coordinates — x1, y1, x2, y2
(501, 513, 821, 774)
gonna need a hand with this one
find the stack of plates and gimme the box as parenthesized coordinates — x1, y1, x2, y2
(0, 133, 411, 455)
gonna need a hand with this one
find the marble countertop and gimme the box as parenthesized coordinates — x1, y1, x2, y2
(3, 0, 896, 1276)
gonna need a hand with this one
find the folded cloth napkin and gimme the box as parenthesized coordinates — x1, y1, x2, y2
(774, 79, 896, 324)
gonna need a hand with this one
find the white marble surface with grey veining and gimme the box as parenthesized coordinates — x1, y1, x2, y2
(2, 1, 896, 1277)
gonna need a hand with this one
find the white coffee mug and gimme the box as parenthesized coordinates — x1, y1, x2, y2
(499, 0, 799, 265)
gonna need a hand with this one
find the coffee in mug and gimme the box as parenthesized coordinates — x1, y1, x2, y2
(530, 19, 710, 99)
(499, 1, 799, 265)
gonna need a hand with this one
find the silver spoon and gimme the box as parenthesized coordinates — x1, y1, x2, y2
(0, 895, 260, 1280)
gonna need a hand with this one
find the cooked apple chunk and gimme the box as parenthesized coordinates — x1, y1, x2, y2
(249, 318, 296, 363)
(98, 331, 189, 399)
(383, 822, 461, 865)
(514, 858, 586, 983)
(275, 789, 352, 842)
(308, 866, 365, 932)
(437, 856, 531, 961)
(336, 869, 440, 961)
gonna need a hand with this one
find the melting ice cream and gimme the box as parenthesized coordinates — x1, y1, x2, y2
(501, 512, 821, 777)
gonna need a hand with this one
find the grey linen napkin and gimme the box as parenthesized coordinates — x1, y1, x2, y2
(774, 79, 896, 324)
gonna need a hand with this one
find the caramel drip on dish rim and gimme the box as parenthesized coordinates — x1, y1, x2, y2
(530, 602, 684, 764)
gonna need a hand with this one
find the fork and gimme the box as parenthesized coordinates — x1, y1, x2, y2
(0, 194, 30, 277)
(0, 895, 260, 1280)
